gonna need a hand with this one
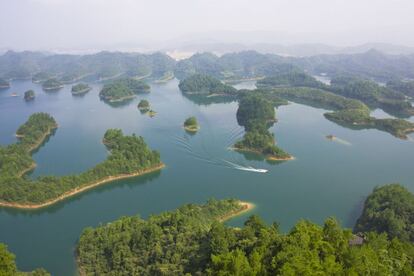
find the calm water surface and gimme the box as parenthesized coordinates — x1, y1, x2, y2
(0, 79, 414, 275)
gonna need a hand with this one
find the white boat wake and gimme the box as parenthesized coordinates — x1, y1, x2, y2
(222, 160, 268, 173)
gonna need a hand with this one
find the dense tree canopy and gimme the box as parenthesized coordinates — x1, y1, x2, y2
(77, 199, 414, 276)
(0, 243, 50, 276)
(178, 74, 237, 95)
(355, 184, 414, 243)
(236, 94, 275, 128)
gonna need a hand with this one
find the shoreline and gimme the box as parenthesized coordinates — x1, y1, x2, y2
(219, 201, 255, 222)
(229, 146, 294, 161)
(0, 163, 165, 210)
(71, 88, 91, 95)
(184, 125, 199, 132)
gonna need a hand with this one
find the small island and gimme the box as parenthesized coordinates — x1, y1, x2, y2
(178, 74, 237, 96)
(42, 78, 63, 91)
(99, 78, 150, 103)
(0, 113, 164, 209)
(71, 83, 91, 95)
(137, 99, 150, 112)
(183, 116, 200, 132)
(0, 78, 10, 89)
(234, 94, 292, 161)
(24, 90, 35, 101)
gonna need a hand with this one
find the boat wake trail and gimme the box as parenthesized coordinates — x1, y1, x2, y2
(333, 137, 352, 146)
(173, 133, 268, 173)
(222, 160, 268, 173)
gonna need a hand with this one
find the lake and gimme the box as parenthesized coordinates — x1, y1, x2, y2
(0, 79, 414, 275)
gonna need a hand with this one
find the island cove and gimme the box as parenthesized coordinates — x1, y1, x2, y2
(0, 113, 164, 209)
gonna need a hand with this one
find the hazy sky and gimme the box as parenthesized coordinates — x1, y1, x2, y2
(1, 0, 414, 51)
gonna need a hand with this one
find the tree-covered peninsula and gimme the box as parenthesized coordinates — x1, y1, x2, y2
(257, 70, 327, 90)
(234, 94, 292, 161)
(77, 199, 253, 275)
(0, 243, 50, 276)
(24, 90, 35, 101)
(0, 77, 10, 88)
(355, 184, 414, 243)
(178, 73, 237, 95)
(99, 78, 150, 103)
(0, 113, 163, 209)
(183, 116, 199, 132)
(77, 198, 414, 275)
(330, 75, 414, 118)
(267, 87, 414, 139)
(71, 83, 91, 95)
(42, 78, 63, 91)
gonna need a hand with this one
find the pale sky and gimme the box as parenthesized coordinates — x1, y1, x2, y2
(1, 0, 414, 51)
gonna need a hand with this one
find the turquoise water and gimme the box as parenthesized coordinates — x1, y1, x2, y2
(0, 79, 414, 275)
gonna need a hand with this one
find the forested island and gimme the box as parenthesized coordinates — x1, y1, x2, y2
(178, 73, 237, 96)
(99, 78, 150, 103)
(71, 83, 91, 95)
(77, 194, 414, 275)
(0, 77, 10, 88)
(0, 243, 50, 275)
(42, 78, 63, 91)
(183, 116, 199, 132)
(24, 90, 35, 101)
(234, 94, 292, 160)
(0, 113, 163, 209)
(137, 99, 150, 111)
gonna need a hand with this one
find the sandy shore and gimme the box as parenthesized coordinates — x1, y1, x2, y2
(229, 147, 294, 161)
(184, 126, 199, 132)
(219, 201, 255, 222)
(0, 163, 165, 210)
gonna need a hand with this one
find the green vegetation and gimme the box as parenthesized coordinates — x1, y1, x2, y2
(77, 199, 414, 275)
(42, 78, 63, 91)
(330, 76, 414, 117)
(268, 87, 414, 139)
(257, 71, 327, 89)
(0, 113, 162, 207)
(32, 72, 52, 84)
(24, 90, 35, 101)
(99, 78, 150, 103)
(0, 243, 50, 275)
(178, 74, 237, 95)
(387, 79, 414, 98)
(0, 77, 10, 88)
(235, 94, 291, 160)
(236, 93, 276, 127)
(71, 83, 91, 95)
(355, 184, 414, 243)
(77, 199, 248, 275)
(183, 116, 199, 132)
(137, 99, 150, 112)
